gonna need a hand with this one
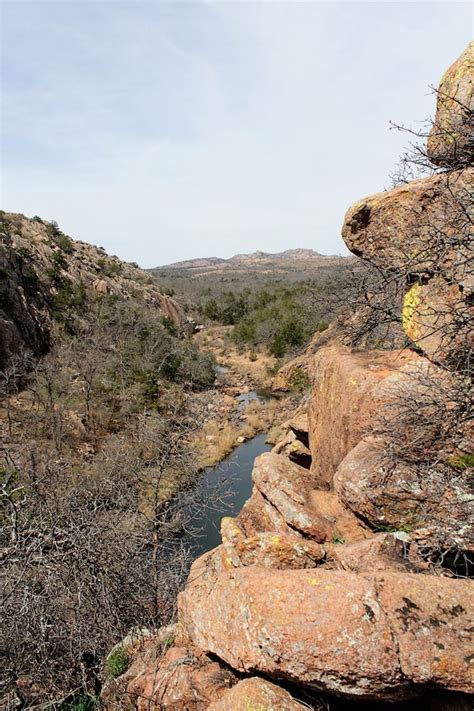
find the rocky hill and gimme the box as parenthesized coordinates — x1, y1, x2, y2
(154, 247, 344, 273)
(0, 212, 186, 371)
(106, 43, 473, 710)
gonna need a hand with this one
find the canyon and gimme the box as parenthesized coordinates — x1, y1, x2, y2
(1, 41, 472, 711)
(103, 42, 473, 710)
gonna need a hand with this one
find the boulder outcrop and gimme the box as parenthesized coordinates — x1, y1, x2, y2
(179, 564, 473, 700)
(341, 44, 473, 365)
(208, 677, 308, 710)
(427, 41, 473, 167)
(341, 168, 472, 280)
(334, 436, 473, 546)
(307, 345, 420, 486)
(108, 46, 473, 710)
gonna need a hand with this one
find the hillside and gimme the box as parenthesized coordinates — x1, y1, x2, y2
(0, 212, 304, 706)
(1, 40, 472, 711)
(0, 211, 187, 371)
(154, 247, 345, 275)
(149, 245, 352, 358)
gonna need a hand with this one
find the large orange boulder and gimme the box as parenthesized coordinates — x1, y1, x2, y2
(341, 168, 472, 281)
(179, 565, 473, 700)
(427, 42, 473, 167)
(402, 277, 472, 365)
(334, 436, 473, 546)
(208, 677, 308, 710)
(250, 452, 333, 541)
(307, 345, 420, 487)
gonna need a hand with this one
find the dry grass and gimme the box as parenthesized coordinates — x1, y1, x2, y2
(240, 400, 278, 439)
(196, 420, 239, 467)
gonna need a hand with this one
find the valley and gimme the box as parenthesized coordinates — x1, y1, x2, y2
(1, 38, 473, 711)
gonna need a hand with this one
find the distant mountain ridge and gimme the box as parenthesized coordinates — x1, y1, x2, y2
(156, 248, 340, 270)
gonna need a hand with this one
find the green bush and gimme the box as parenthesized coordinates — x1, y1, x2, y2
(47, 221, 74, 253)
(22, 264, 40, 295)
(51, 280, 87, 333)
(448, 453, 474, 471)
(105, 646, 130, 679)
(289, 367, 311, 392)
(60, 695, 100, 710)
(162, 315, 178, 336)
(97, 257, 122, 277)
(47, 249, 69, 285)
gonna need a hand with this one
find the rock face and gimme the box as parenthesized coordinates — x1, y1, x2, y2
(341, 168, 472, 279)
(307, 345, 420, 487)
(334, 436, 473, 545)
(0, 212, 186, 371)
(341, 45, 473, 365)
(220, 517, 326, 570)
(179, 563, 473, 700)
(427, 41, 473, 167)
(0, 232, 51, 370)
(402, 277, 470, 364)
(208, 677, 308, 710)
(107, 47, 473, 710)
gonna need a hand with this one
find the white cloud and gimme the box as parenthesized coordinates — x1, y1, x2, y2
(2, 1, 472, 266)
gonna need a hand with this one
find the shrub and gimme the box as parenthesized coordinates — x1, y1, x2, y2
(289, 367, 310, 392)
(47, 249, 69, 284)
(162, 315, 178, 336)
(97, 258, 122, 277)
(47, 221, 74, 254)
(105, 647, 130, 679)
(22, 264, 40, 295)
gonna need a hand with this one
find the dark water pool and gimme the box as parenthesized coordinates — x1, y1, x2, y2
(186, 433, 271, 557)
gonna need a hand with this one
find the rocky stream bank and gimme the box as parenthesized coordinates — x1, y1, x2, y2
(103, 44, 473, 710)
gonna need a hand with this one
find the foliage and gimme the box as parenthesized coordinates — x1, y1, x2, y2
(289, 367, 311, 392)
(199, 282, 336, 356)
(59, 695, 100, 710)
(448, 453, 474, 471)
(47, 221, 74, 254)
(47, 249, 69, 284)
(105, 647, 130, 679)
(1, 409, 214, 704)
(97, 257, 122, 277)
(51, 279, 87, 333)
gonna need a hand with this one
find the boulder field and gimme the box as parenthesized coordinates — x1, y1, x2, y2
(103, 44, 473, 710)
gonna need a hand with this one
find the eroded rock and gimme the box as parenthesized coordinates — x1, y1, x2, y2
(427, 41, 474, 167)
(179, 566, 474, 700)
(221, 517, 325, 569)
(307, 345, 420, 487)
(323, 533, 426, 574)
(402, 276, 471, 365)
(334, 436, 473, 547)
(208, 677, 308, 710)
(252, 452, 333, 541)
(341, 168, 473, 282)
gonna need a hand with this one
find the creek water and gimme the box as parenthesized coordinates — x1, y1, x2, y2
(236, 390, 266, 410)
(185, 433, 271, 558)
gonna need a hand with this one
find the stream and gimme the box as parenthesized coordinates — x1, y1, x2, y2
(185, 433, 271, 558)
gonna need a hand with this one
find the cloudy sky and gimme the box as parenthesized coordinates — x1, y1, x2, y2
(1, 1, 472, 266)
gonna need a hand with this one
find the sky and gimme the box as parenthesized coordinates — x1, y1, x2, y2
(1, 1, 472, 267)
